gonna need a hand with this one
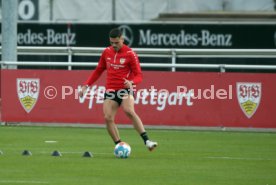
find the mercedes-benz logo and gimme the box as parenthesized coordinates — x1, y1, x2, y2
(118, 25, 134, 47)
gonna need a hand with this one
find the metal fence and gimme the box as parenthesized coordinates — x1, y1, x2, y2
(1, 46, 276, 72)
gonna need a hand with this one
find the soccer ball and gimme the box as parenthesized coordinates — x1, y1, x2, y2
(114, 142, 131, 159)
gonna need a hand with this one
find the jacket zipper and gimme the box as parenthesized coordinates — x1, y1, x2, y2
(113, 52, 117, 63)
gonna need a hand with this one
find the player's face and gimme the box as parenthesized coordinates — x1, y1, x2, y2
(110, 36, 124, 51)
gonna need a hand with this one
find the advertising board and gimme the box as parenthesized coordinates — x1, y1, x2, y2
(1, 69, 275, 128)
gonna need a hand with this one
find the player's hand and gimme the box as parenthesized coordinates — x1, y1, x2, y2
(79, 85, 88, 98)
(123, 79, 133, 89)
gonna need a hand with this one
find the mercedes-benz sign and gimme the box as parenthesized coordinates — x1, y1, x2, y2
(118, 25, 134, 47)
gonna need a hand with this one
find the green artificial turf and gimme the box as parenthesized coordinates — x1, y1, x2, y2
(0, 126, 275, 185)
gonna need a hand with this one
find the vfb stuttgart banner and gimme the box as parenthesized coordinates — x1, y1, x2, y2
(1, 70, 276, 128)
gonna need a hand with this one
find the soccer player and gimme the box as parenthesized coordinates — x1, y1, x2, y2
(79, 28, 158, 151)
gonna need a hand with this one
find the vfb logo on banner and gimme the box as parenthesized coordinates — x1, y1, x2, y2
(237, 82, 262, 119)
(18, 0, 39, 21)
(17, 78, 40, 113)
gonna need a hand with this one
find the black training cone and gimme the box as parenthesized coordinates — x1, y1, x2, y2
(83, 151, 93, 158)
(51, 150, 62, 157)
(22, 150, 32, 156)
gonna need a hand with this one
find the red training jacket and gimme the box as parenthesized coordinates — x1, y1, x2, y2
(84, 44, 142, 91)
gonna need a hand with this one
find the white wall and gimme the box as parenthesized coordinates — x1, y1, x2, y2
(224, 0, 275, 11)
(39, 0, 112, 22)
(47, 0, 276, 22)
(0, 0, 274, 22)
(116, 0, 168, 21)
(164, 0, 275, 13)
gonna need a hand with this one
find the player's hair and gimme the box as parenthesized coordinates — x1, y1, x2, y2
(109, 28, 122, 38)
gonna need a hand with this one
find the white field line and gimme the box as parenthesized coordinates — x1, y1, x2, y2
(38, 151, 111, 155)
(205, 156, 276, 161)
(60, 151, 111, 155)
(38, 151, 82, 154)
(0, 149, 111, 155)
(44, 141, 57, 143)
(0, 180, 49, 184)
